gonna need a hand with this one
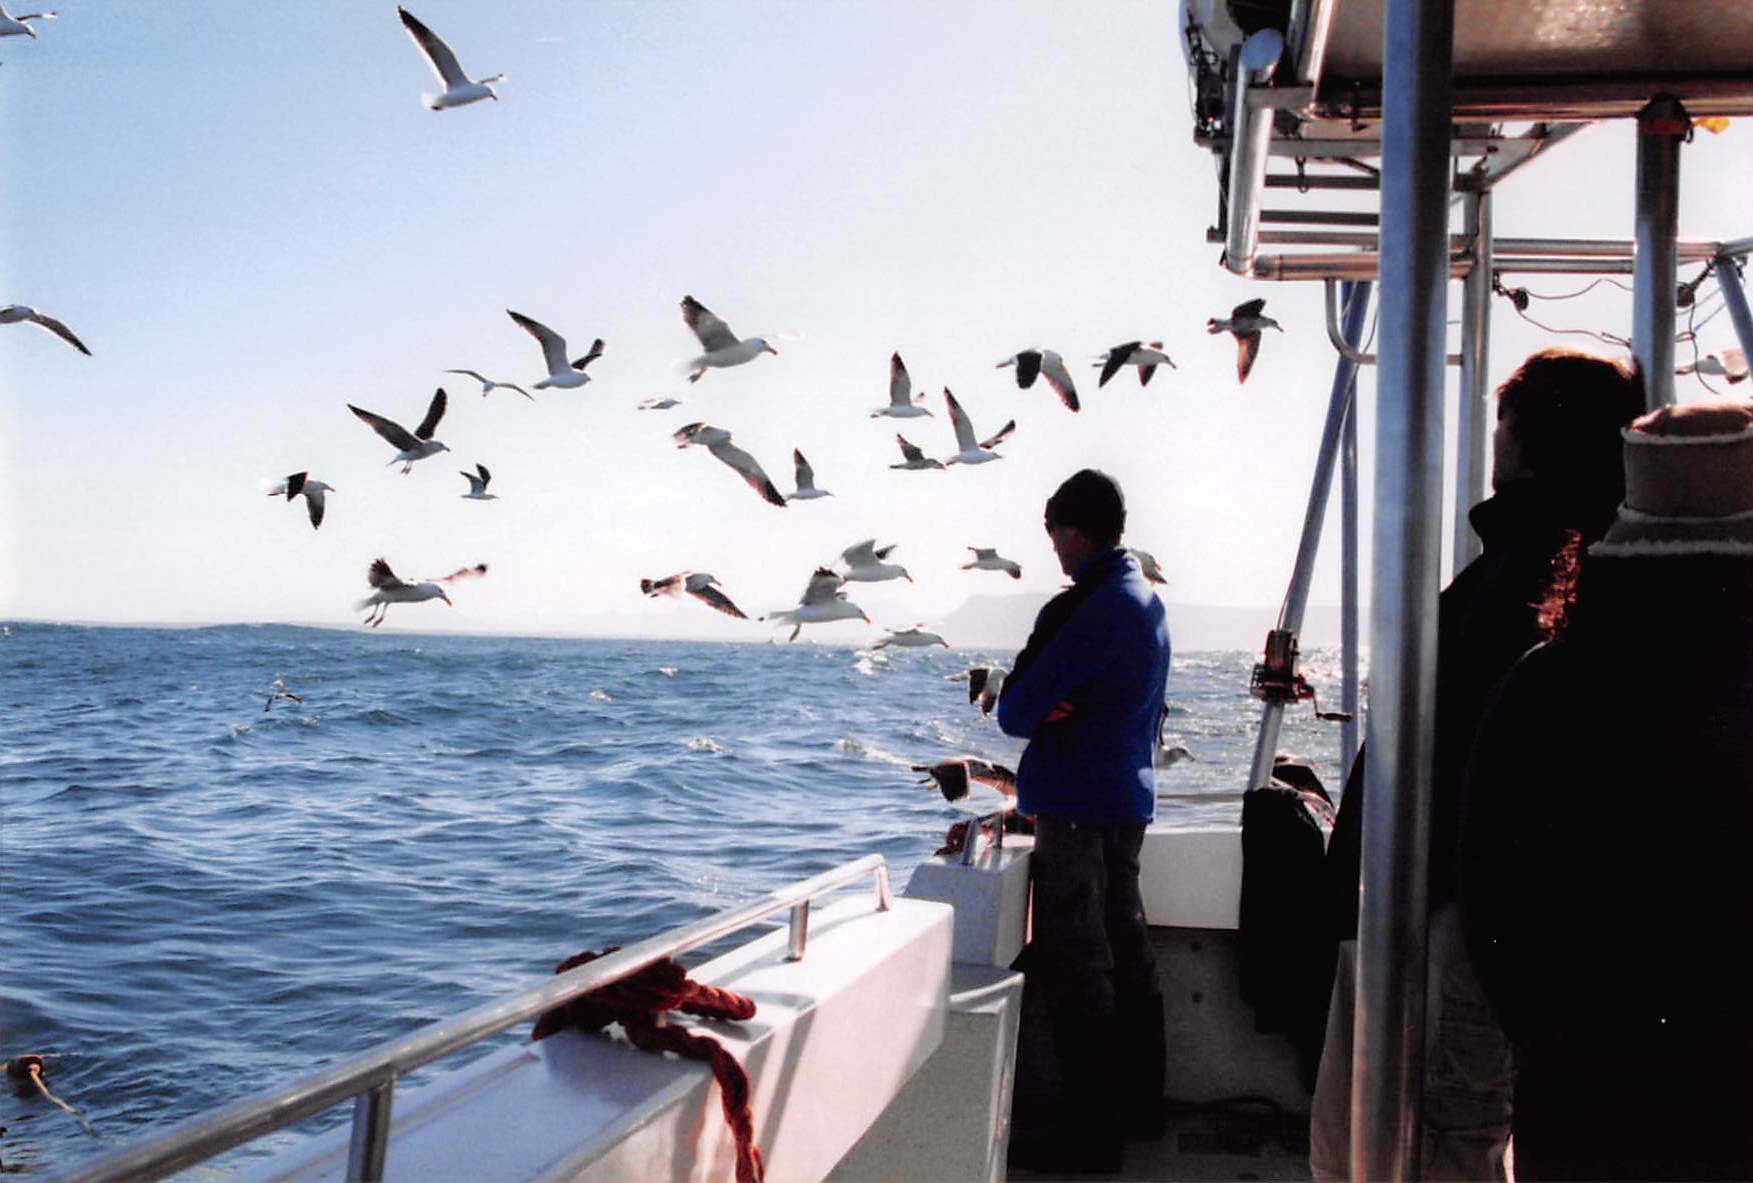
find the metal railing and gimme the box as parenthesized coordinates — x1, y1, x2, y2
(53, 855, 894, 1183)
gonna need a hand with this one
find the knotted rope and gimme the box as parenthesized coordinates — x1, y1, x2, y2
(532, 948, 762, 1183)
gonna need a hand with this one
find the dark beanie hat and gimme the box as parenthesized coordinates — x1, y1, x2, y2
(1045, 469, 1125, 541)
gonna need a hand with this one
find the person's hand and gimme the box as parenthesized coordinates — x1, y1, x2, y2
(1043, 701, 1076, 723)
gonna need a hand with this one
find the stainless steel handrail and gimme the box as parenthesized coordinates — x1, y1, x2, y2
(52, 854, 894, 1183)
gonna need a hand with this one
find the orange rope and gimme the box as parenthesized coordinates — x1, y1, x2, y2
(532, 948, 763, 1183)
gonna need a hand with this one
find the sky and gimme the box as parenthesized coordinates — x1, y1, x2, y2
(3, 2, 1751, 643)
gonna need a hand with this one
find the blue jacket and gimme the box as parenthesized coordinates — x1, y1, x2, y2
(996, 548, 1170, 824)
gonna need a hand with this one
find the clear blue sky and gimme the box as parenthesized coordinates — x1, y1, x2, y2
(3, 3, 1749, 639)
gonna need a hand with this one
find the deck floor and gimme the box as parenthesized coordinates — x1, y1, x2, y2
(1009, 1099, 1313, 1182)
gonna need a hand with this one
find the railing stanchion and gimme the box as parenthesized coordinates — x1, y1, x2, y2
(345, 1079, 395, 1183)
(786, 901, 810, 961)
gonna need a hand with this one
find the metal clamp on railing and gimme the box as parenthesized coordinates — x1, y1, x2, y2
(52, 855, 895, 1183)
(960, 804, 1016, 867)
(1249, 628, 1352, 723)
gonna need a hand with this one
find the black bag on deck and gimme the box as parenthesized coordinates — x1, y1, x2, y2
(1239, 760, 1336, 1090)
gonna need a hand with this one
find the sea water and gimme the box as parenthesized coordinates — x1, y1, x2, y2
(0, 622, 1351, 1177)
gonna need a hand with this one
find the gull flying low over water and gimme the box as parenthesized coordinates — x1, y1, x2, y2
(874, 626, 948, 650)
(640, 571, 748, 620)
(913, 758, 1016, 802)
(264, 676, 303, 713)
(1129, 548, 1167, 584)
(1677, 346, 1748, 383)
(943, 388, 1014, 465)
(1097, 341, 1176, 388)
(838, 539, 910, 583)
(763, 567, 869, 642)
(265, 472, 333, 530)
(679, 296, 776, 383)
(672, 422, 787, 507)
(890, 434, 944, 471)
(459, 464, 496, 500)
(962, 548, 1021, 579)
(0, 6, 55, 38)
(357, 558, 487, 628)
(349, 388, 450, 474)
(445, 369, 531, 400)
(788, 450, 832, 500)
(871, 352, 932, 418)
(1, 304, 88, 354)
(997, 348, 1079, 412)
(507, 310, 603, 390)
(1207, 298, 1282, 384)
(397, 7, 502, 110)
(965, 666, 1007, 714)
(638, 397, 682, 410)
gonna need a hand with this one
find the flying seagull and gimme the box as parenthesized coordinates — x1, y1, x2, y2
(1206, 298, 1282, 384)
(0, 6, 55, 39)
(1, 304, 89, 354)
(679, 296, 776, 383)
(965, 666, 1007, 714)
(944, 388, 1014, 465)
(673, 422, 787, 507)
(348, 388, 450, 474)
(788, 449, 832, 500)
(763, 567, 869, 642)
(890, 433, 944, 471)
(962, 547, 1021, 579)
(838, 539, 910, 583)
(459, 464, 496, 500)
(1677, 346, 1748, 384)
(640, 571, 748, 620)
(264, 676, 303, 713)
(997, 349, 1078, 412)
(913, 758, 1017, 802)
(638, 397, 682, 410)
(445, 368, 531, 400)
(397, 7, 502, 110)
(357, 558, 486, 627)
(265, 471, 333, 530)
(1097, 341, 1176, 387)
(871, 352, 931, 418)
(1128, 548, 1167, 584)
(507, 310, 603, 390)
(874, 625, 948, 649)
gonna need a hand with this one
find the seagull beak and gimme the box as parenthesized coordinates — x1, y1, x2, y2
(764, 343, 779, 355)
(860, 611, 871, 623)
(442, 592, 454, 606)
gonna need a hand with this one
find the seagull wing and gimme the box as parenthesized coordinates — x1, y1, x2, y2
(283, 472, 308, 499)
(26, 310, 91, 355)
(792, 449, 816, 489)
(896, 434, 927, 463)
(304, 486, 327, 530)
(445, 368, 488, 385)
(967, 667, 991, 702)
(965, 759, 1018, 795)
(398, 7, 469, 87)
(708, 440, 787, 507)
(681, 296, 738, 351)
(572, 338, 605, 371)
(1235, 333, 1262, 384)
(476, 463, 491, 488)
(414, 388, 447, 439)
(349, 405, 419, 451)
(978, 419, 1016, 450)
(641, 573, 685, 597)
(801, 567, 845, 605)
(944, 389, 977, 452)
(689, 581, 749, 620)
(1233, 297, 1268, 320)
(841, 538, 878, 567)
(1099, 342, 1138, 388)
(367, 558, 404, 590)
(1039, 352, 1080, 411)
(889, 352, 911, 406)
(507, 309, 568, 373)
(437, 563, 489, 583)
(1011, 350, 1043, 389)
(461, 469, 486, 494)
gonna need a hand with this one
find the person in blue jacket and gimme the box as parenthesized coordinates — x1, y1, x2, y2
(998, 468, 1171, 1176)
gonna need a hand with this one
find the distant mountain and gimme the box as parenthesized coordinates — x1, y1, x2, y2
(938, 593, 1343, 654)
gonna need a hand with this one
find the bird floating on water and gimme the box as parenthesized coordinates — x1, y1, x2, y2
(265, 471, 333, 529)
(1, 304, 88, 354)
(913, 758, 1016, 802)
(875, 625, 948, 649)
(871, 352, 932, 418)
(397, 7, 502, 110)
(507, 310, 603, 390)
(640, 571, 748, 619)
(944, 388, 1013, 465)
(1097, 341, 1176, 387)
(763, 567, 869, 642)
(962, 548, 1021, 579)
(1206, 298, 1282, 384)
(349, 389, 449, 474)
(638, 397, 682, 410)
(357, 558, 486, 627)
(444, 368, 531, 400)
(838, 539, 910, 583)
(1128, 548, 1167, 584)
(1677, 347, 1748, 384)
(997, 349, 1079, 412)
(673, 422, 787, 507)
(788, 449, 832, 500)
(459, 463, 496, 500)
(679, 296, 776, 383)
(0, 6, 55, 39)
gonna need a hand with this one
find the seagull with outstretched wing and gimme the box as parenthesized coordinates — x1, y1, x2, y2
(398, 7, 502, 110)
(348, 389, 450, 474)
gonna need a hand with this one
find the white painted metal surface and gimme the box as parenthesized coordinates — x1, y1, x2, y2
(904, 845, 1032, 968)
(1138, 826, 1244, 931)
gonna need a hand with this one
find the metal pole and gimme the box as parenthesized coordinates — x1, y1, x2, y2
(1714, 254, 1753, 364)
(1223, 29, 1285, 275)
(1244, 280, 1373, 792)
(1356, 0, 1453, 1177)
(1454, 189, 1493, 569)
(1633, 96, 1688, 409)
(345, 1081, 394, 1183)
(1341, 392, 1361, 786)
